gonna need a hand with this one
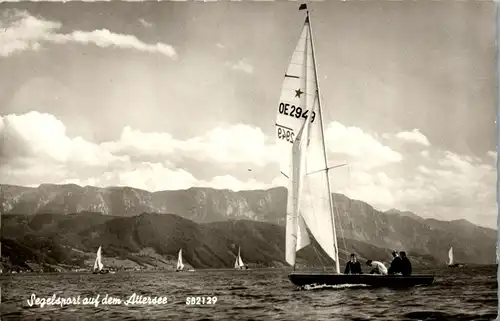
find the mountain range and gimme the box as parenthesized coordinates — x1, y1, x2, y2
(0, 183, 496, 272)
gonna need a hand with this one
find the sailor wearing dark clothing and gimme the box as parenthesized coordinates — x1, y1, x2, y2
(400, 251, 412, 276)
(344, 253, 362, 274)
(388, 250, 402, 275)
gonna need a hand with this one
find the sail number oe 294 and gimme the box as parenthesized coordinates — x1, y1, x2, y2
(277, 102, 316, 144)
(278, 102, 316, 122)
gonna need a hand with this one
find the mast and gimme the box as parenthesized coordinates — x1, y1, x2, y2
(303, 5, 340, 274)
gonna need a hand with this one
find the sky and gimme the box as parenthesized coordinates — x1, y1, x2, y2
(0, 1, 497, 228)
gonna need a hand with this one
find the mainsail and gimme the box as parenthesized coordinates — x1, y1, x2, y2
(177, 249, 185, 270)
(234, 246, 245, 269)
(93, 246, 103, 272)
(448, 247, 453, 265)
(276, 7, 339, 272)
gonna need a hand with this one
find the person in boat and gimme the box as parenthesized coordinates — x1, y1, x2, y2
(344, 253, 362, 274)
(366, 260, 388, 276)
(388, 250, 402, 275)
(399, 251, 412, 276)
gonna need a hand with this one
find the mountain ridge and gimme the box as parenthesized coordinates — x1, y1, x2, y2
(1, 183, 496, 267)
(1, 212, 441, 273)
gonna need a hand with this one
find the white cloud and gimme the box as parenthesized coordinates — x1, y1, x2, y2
(216, 43, 225, 49)
(102, 126, 180, 159)
(487, 150, 497, 160)
(181, 124, 276, 165)
(340, 171, 397, 210)
(272, 123, 495, 227)
(105, 124, 277, 167)
(0, 111, 274, 192)
(138, 18, 153, 28)
(0, 112, 124, 166)
(226, 59, 254, 74)
(394, 128, 431, 146)
(324, 121, 403, 169)
(0, 111, 496, 228)
(327, 149, 496, 228)
(200, 175, 272, 191)
(0, 10, 176, 58)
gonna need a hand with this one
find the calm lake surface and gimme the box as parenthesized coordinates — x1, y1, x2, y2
(1, 266, 497, 321)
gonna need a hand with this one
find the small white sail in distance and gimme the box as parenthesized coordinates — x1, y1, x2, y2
(276, 12, 338, 270)
(177, 249, 185, 270)
(234, 246, 245, 269)
(93, 246, 103, 272)
(448, 247, 453, 265)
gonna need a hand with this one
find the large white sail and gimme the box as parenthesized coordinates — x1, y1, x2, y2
(276, 16, 337, 268)
(177, 249, 185, 270)
(93, 246, 103, 271)
(448, 247, 453, 265)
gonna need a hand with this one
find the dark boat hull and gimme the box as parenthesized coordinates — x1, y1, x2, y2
(448, 264, 464, 268)
(93, 270, 110, 274)
(289, 272, 435, 288)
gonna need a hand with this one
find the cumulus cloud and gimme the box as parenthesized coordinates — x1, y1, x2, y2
(0, 10, 176, 58)
(394, 128, 431, 146)
(324, 121, 403, 169)
(181, 125, 275, 165)
(0, 111, 495, 227)
(200, 175, 272, 191)
(331, 149, 496, 228)
(226, 59, 254, 74)
(0, 111, 275, 192)
(0, 112, 125, 166)
(138, 18, 153, 28)
(104, 124, 277, 166)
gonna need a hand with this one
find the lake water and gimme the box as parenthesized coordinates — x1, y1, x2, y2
(1, 266, 497, 320)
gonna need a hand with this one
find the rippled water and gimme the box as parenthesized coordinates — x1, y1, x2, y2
(1, 266, 497, 320)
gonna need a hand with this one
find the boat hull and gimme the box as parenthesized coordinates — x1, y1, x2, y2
(288, 272, 435, 288)
(448, 264, 464, 268)
(93, 270, 110, 274)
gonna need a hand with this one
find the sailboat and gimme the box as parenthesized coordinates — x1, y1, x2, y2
(447, 247, 464, 268)
(92, 246, 113, 274)
(234, 246, 248, 270)
(277, 4, 434, 288)
(176, 249, 194, 272)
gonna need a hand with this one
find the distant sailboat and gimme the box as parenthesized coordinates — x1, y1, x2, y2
(93, 246, 113, 274)
(176, 249, 194, 272)
(234, 246, 248, 270)
(447, 247, 464, 268)
(280, 4, 434, 288)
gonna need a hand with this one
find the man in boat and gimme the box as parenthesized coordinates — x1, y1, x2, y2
(399, 251, 412, 276)
(366, 260, 388, 275)
(344, 253, 362, 274)
(388, 250, 402, 275)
